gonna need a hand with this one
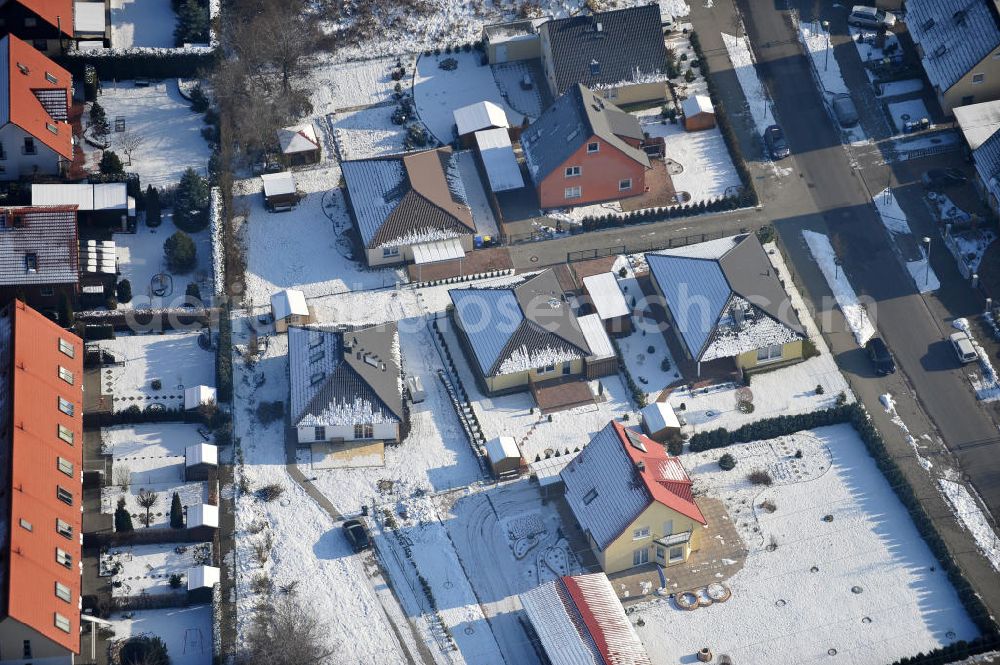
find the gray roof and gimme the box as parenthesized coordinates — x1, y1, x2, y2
(0, 207, 79, 287)
(906, 0, 1000, 93)
(341, 147, 476, 249)
(974, 126, 1000, 194)
(541, 4, 668, 96)
(288, 324, 403, 428)
(449, 270, 593, 378)
(646, 234, 805, 361)
(520, 84, 649, 184)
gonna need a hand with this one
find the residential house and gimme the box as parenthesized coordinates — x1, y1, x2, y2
(561, 421, 706, 574)
(288, 323, 404, 445)
(31, 182, 134, 228)
(905, 0, 1000, 114)
(0, 300, 84, 664)
(270, 288, 313, 333)
(448, 269, 617, 396)
(681, 94, 715, 131)
(954, 99, 1000, 213)
(520, 84, 650, 209)
(277, 123, 321, 166)
(646, 234, 806, 376)
(0, 35, 74, 180)
(0, 206, 79, 310)
(0, 0, 109, 55)
(581, 271, 632, 336)
(341, 147, 479, 267)
(520, 572, 652, 665)
(453, 100, 509, 146)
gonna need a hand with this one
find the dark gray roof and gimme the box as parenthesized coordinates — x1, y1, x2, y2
(541, 4, 668, 96)
(0, 206, 79, 287)
(906, 0, 1000, 93)
(520, 84, 649, 184)
(289, 324, 403, 428)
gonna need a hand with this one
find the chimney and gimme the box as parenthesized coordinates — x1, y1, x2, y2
(732, 305, 745, 330)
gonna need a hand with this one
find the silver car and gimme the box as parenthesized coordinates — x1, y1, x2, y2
(848, 5, 896, 29)
(949, 331, 979, 364)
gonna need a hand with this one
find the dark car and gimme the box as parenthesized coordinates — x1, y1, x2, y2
(832, 94, 859, 128)
(343, 519, 371, 552)
(865, 337, 895, 375)
(921, 168, 968, 189)
(764, 125, 790, 160)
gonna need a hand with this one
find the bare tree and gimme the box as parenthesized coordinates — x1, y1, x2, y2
(119, 131, 144, 166)
(136, 489, 158, 527)
(114, 464, 132, 491)
(243, 596, 336, 665)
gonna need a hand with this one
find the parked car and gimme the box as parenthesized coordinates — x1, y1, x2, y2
(865, 336, 896, 375)
(847, 5, 897, 29)
(921, 168, 968, 189)
(949, 331, 979, 364)
(343, 519, 371, 552)
(764, 125, 790, 160)
(832, 94, 859, 128)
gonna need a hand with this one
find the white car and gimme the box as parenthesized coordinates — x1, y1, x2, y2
(848, 5, 897, 29)
(949, 331, 979, 364)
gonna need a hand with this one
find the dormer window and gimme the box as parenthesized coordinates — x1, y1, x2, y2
(25, 253, 37, 273)
(587, 141, 599, 153)
(16, 62, 29, 74)
(46, 123, 58, 134)
(45, 71, 58, 84)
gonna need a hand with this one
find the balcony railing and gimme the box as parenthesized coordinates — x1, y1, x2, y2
(655, 531, 692, 547)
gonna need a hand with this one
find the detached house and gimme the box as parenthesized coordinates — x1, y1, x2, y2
(0, 0, 108, 55)
(955, 100, 1000, 213)
(646, 234, 806, 376)
(0, 34, 74, 180)
(0, 206, 79, 310)
(561, 421, 706, 574)
(906, 0, 1000, 114)
(288, 324, 404, 445)
(521, 84, 650, 209)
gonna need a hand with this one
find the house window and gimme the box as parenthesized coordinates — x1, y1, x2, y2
(19, 518, 32, 532)
(632, 547, 650, 566)
(565, 165, 581, 177)
(619, 178, 632, 191)
(562, 362, 571, 375)
(382, 246, 400, 258)
(756, 344, 783, 362)
(54, 613, 71, 633)
(663, 519, 674, 536)
(583, 488, 598, 505)
(23, 640, 32, 659)
(24, 17, 37, 27)
(353, 424, 374, 439)
(668, 546, 685, 563)
(56, 485, 73, 506)
(605, 88, 618, 100)
(0, 141, 6, 159)
(539, 364, 555, 374)
(56, 548, 72, 568)
(59, 396, 74, 416)
(56, 518, 73, 539)
(25, 252, 38, 272)
(57, 457, 73, 477)
(587, 141, 600, 153)
(55, 582, 71, 603)
(46, 122, 58, 134)
(633, 526, 650, 540)
(962, 95, 975, 105)
(58, 424, 74, 444)
(564, 186, 582, 200)
(40, 285, 55, 297)
(45, 71, 58, 84)
(314, 426, 326, 441)
(972, 73, 985, 84)
(59, 337, 75, 358)
(59, 366, 74, 385)
(23, 137, 36, 155)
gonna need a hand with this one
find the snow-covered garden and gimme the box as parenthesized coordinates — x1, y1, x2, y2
(106, 606, 213, 665)
(110, 0, 178, 48)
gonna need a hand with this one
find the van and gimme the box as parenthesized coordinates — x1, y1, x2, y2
(949, 331, 979, 364)
(406, 375, 426, 403)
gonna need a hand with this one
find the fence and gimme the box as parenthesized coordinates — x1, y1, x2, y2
(566, 228, 741, 264)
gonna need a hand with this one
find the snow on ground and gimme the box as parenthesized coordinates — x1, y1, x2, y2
(102, 480, 209, 528)
(101, 542, 212, 597)
(948, 228, 997, 274)
(636, 425, 979, 664)
(413, 52, 527, 144)
(938, 479, 1000, 572)
(802, 230, 876, 346)
(953, 318, 1000, 402)
(110, 0, 176, 48)
(115, 212, 214, 309)
(492, 62, 545, 118)
(102, 423, 209, 480)
(849, 26, 900, 63)
(236, 168, 405, 310)
(106, 606, 213, 665)
(454, 150, 500, 237)
(888, 98, 932, 133)
(877, 79, 924, 98)
(721, 32, 775, 137)
(880, 392, 934, 472)
(308, 56, 412, 111)
(872, 188, 940, 293)
(797, 21, 867, 143)
(331, 105, 410, 160)
(85, 81, 212, 187)
(97, 332, 215, 412)
(932, 193, 972, 223)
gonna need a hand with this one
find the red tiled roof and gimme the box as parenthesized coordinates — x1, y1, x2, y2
(3, 35, 74, 160)
(561, 573, 652, 665)
(12, 0, 74, 34)
(4, 300, 83, 654)
(611, 421, 706, 525)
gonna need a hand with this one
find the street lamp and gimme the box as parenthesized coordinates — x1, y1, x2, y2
(922, 236, 931, 287)
(822, 21, 831, 72)
(834, 256, 842, 280)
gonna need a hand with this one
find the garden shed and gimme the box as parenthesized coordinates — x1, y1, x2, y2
(185, 443, 218, 481)
(641, 401, 681, 442)
(261, 171, 298, 212)
(184, 385, 217, 411)
(485, 436, 523, 476)
(682, 95, 716, 131)
(187, 565, 220, 604)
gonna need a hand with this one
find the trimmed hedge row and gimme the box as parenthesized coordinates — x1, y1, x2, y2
(59, 49, 217, 80)
(689, 404, 854, 451)
(216, 312, 232, 403)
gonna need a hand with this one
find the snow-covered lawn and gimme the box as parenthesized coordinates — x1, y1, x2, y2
(102, 481, 209, 528)
(236, 167, 405, 310)
(413, 52, 527, 144)
(97, 332, 215, 413)
(619, 320, 682, 402)
(635, 424, 979, 664)
(310, 56, 412, 112)
(849, 26, 901, 64)
(802, 230, 876, 346)
(110, 0, 177, 48)
(85, 82, 212, 187)
(888, 98, 931, 133)
(877, 79, 924, 98)
(947, 228, 996, 274)
(721, 32, 775, 138)
(101, 542, 213, 597)
(872, 188, 940, 293)
(115, 212, 214, 309)
(107, 606, 213, 665)
(102, 423, 210, 479)
(331, 105, 410, 160)
(938, 478, 1000, 572)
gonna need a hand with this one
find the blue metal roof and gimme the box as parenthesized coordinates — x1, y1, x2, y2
(646, 253, 731, 358)
(449, 288, 524, 376)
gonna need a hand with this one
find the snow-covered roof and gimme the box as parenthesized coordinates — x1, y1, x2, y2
(74, 2, 106, 33)
(185, 443, 218, 467)
(974, 126, 1000, 194)
(412, 237, 465, 265)
(183, 385, 216, 411)
(577, 314, 614, 360)
(0, 206, 79, 287)
(954, 100, 1000, 150)
(641, 401, 679, 433)
(32, 183, 128, 210)
(474, 128, 525, 193)
(700, 295, 803, 362)
(485, 436, 521, 463)
(520, 573, 652, 665)
(905, 0, 1000, 93)
(187, 565, 220, 590)
(582, 272, 629, 320)
(277, 123, 319, 154)
(187, 503, 218, 529)
(261, 171, 295, 198)
(454, 100, 509, 136)
(531, 454, 574, 487)
(270, 289, 308, 320)
(682, 94, 714, 117)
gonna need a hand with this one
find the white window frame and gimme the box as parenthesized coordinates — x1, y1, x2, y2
(565, 165, 581, 178)
(972, 72, 985, 84)
(58, 396, 74, 416)
(56, 548, 72, 568)
(54, 613, 70, 633)
(58, 338, 74, 358)
(45, 71, 58, 84)
(382, 246, 400, 258)
(587, 141, 600, 153)
(663, 519, 674, 536)
(619, 178, 632, 191)
(58, 366, 74, 385)
(55, 582, 71, 603)
(632, 526, 650, 540)
(756, 344, 783, 362)
(56, 518, 72, 539)
(19, 518, 32, 531)
(58, 424, 74, 444)
(668, 545, 685, 563)
(564, 186, 582, 200)
(313, 426, 326, 441)
(57, 457, 73, 477)
(56, 485, 73, 506)
(632, 547, 649, 566)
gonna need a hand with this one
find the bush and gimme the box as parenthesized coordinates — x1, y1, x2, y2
(256, 401, 284, 424)
(660, 357, 671, 372)
(90, 101, 110, 138)
(718, 453, 736, 470)
(216, 313, 232, 402)
(114, 498, 134, 532)
(169, 491, 184, 528)
(116, 279, 133, 304)
(256, 484, 285, 502)
(214, 421, 232, 447)
(185, 282, 202, 305)
(99, 150, 124, 175)
(747, 470, 773, 486)
(189, 83, 209, 113)
(119, 635, 169, 665)
(174, 0, 209, 46)
(684, 68, 696, 83)
(168, 573, 183, 589)
(664, 432, 685, 456)
(164, 231, 197, 272)
(151, 379, 162, 391)
(689, 405, 855, 452)
(815, 384, 825, 395)
(173, 168, 210, 232)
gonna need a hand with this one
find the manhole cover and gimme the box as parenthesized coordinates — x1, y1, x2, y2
(828, 648, 838, 656)
(862, 617, 872, 624)
(464, 626, 475, 635)
(851, 586, 863, 594)
(775, 599, 786, 607)
(810, 566, 819, 573)
(530, 256, 539, 263)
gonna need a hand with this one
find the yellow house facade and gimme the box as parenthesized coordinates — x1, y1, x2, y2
(594, 501, 706, 574)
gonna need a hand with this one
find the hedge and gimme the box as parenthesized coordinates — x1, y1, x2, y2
(58, 49, 217, 80)
(689, 404, 855, 451)
(215, 313, 232, 402)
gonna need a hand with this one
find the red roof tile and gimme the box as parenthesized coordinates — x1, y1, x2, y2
(12, 0, 74, 34)
(3, 35, 74, 160)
